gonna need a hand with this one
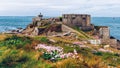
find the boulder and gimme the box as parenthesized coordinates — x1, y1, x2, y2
(63, 31, 71, 36)
(104, 45, 110, 49)
(49, 39, 56, 43)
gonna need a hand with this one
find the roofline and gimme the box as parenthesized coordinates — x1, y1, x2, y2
(62, 14, 90, 16)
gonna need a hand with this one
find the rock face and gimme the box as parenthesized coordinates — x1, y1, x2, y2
(32, 24, 62, 35)
(30, 27, 48, 36)
(23, 23, 62, 36)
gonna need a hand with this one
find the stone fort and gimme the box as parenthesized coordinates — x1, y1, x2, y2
(62, 14, 94, 30)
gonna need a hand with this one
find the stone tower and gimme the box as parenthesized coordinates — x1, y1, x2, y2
(62, 14, 91, 27)
(38, 13, 43, 18)
(32, 13, 43, 26)
(99, 26, 110, 39)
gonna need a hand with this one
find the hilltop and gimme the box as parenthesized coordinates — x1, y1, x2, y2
(0, 13, 120, 68)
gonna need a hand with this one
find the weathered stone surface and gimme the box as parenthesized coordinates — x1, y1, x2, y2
(46, 24, 62, 32)
(88, 39, 101, 45)
(101, 38, 117, 48)
(99, 26, 110, 39)
(32, 27, 46, 35)
(32, 13, 43, 26)
(63, 31, 71, 36)
(62, 14, 91, 27)
(22, 13, 63, 36)
(30, 24, 62, 36)
(62, 14, 93, 31)
(104, 45, 110, 49)
(49, 39, 56, 43)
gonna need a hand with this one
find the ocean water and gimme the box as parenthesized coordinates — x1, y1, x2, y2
(91, 17, 120, 40)
(0, 16, 34, 32)
(0, 16, 120, 40)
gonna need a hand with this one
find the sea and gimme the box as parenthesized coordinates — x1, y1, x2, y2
(0, 16, 120, 40)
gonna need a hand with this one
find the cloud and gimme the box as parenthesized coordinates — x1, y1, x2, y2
(0, 0, 120, 16)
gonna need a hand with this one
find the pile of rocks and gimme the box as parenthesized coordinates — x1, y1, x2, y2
(2, 28, 24, 34)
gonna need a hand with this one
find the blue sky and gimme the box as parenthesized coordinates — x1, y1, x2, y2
(0, 0, 120, 17)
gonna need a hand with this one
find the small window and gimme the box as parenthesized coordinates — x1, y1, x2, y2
(72, 17, 75, 19)
(83, 18, 86, 20)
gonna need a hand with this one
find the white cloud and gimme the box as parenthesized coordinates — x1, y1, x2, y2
(0, 0, 120, 16)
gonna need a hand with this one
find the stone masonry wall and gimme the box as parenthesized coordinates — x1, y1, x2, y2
(62, 14, 91, 27)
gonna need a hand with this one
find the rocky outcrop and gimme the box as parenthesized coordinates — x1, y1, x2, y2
(23, 23, 62, 36)
(45, 24, 62, 32)
(22, 13, 63, 36)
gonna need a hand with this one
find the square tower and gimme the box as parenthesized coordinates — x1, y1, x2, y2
(99, 26, 110, 39)
(62, 14, 91, 27)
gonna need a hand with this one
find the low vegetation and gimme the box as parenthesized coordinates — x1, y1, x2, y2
(73, 27, 93, 39)
(0, 35, 120, 68)
(0, 35, 32, 49)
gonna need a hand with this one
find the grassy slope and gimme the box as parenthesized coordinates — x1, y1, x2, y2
(0, 32, 120, 68)
(62, 24, 93, 40)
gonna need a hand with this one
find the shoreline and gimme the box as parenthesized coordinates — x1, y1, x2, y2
(0, 16, 120, 40)
(0, 14, 120, 49)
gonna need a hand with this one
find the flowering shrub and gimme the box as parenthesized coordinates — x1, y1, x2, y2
(35, 44, 63, 52)
(35, 44, 78, 62)
(42, 50, 61, 62)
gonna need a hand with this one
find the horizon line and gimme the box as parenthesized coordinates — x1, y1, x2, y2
(0, 16, 120, 17)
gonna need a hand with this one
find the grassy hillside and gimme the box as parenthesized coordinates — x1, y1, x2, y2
(0, 34, 120, 68)
(62, 24, 93, 40)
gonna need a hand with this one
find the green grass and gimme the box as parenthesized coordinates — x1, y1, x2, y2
(0, 35, 120, 67)
(0, 47, 52, 68)
(34, 36, 49, 43)
(0, 35, 32, 49)
(73, 27, 93, 39)
(54, 42, 92, 57)
(93, 51, 120, 66)
(0, 35, 52, 68)
(39, 37, 49, 43)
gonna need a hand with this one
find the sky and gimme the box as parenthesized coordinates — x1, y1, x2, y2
(0, 0, 120, 17)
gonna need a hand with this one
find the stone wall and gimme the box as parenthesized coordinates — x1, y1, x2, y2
(81, 25, 94, 31)
(89, 39, 101, 45)
(117, 40, 120, 49)
(62, 14, 94, 31)
(99, 26, 110, 39)
(101, 39, 117, 48)
(62, 14, 91, 27)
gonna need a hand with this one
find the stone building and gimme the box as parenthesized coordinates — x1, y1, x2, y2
(92, 26, 118, 49)
(99, 26, 110, 39)
(62, 14, 94, 30)
(97, 26, 117, 47)
(32, 13, 43, 26)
